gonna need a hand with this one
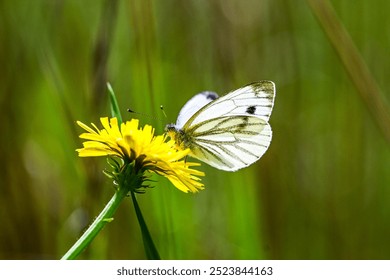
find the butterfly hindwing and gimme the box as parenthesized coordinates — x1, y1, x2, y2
(187, 115, 272, 171)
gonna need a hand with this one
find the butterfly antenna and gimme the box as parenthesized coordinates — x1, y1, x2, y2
(127, 107, 168, 131)
(160, 105, 168, 119)
(127, 107, 168, 120)
(127, 108, 157, 119)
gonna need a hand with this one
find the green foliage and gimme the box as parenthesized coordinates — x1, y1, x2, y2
(1, 0, 390, 259)
(107, 83, 123, 124)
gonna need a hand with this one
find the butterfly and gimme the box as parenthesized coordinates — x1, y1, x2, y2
(165, 81, 275, 171)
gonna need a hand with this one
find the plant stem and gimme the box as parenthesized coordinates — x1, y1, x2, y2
(131, 191, 161, 260)
(61, 185, 130, 260)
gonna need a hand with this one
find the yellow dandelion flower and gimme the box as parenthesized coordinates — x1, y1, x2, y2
(76, 117, 204, 193)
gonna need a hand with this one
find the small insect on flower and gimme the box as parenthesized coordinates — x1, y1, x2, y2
(76, 117, 204, 193)
(166, 81, 276, 171)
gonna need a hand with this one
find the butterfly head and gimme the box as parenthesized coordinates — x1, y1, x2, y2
(165, 123, 178, 138)
(165, 124, 193, 152)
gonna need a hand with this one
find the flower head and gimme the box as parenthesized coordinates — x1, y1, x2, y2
(76, 117, 204, 193)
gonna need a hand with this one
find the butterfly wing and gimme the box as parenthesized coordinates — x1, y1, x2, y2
(184, 81, 275, 127)
(169, 81, 275, 171)
(186, 115, 272, 171)
(175, 91, 218, 128)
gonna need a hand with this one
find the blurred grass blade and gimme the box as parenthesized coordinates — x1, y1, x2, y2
(130, 191, 161, 260)
(107, 82, 123, 124)
(307, 0, 390, 143)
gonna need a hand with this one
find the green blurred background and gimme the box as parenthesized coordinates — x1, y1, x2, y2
(1, 0, 390, 259)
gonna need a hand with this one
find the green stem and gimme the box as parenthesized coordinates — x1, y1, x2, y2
(131, 191, 161, 260)
(61, 184, 130, 260)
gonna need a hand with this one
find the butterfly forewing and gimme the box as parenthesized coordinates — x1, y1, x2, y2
(183, 81, 275, 129)
(176, 91, 218, 128)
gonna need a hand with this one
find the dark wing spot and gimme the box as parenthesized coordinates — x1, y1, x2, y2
(202, 91, 218, 101)
(235, 116, 249, 132)
(246, 105, 256, 114)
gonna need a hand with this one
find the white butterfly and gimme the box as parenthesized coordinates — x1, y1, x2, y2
(166, 81, 275, 171)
